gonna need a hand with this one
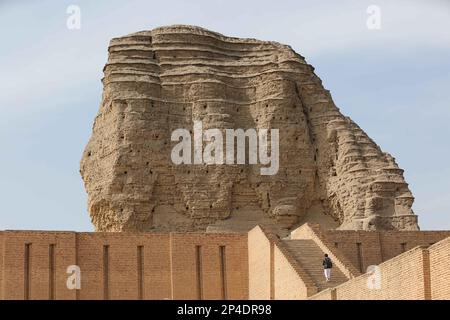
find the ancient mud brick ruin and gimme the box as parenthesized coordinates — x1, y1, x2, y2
(2, 25, 450, 301)
(2, 224, 450, 300)
(80, 25, 418, 234)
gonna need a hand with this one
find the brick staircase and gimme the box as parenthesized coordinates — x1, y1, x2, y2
(283, 239, 349, 291)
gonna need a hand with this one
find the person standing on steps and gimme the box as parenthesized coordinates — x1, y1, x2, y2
(323, 254, 333, 282)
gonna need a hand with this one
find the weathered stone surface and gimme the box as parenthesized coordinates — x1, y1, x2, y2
(80, 25, 419, 233)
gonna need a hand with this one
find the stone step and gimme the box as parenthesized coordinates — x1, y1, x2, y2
(282, 239, 349, 291)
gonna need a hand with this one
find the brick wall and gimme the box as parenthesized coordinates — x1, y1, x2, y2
(1, 231, 77, 300)
(0, 231, 247, 300)
(248, 226, 317, 300)
(0, 232, 3, 297)
(308, 288, 335, 300)
(2, 227, 450, 300)
(337, 247, 428, 300)
(273, 245, 311, 299)
(170, 233, 247, 299)
(248, 227, 271, 299)
(322, 229, 450, 272)
(429, 237, 450, 299)
(308, 246, 431, 300)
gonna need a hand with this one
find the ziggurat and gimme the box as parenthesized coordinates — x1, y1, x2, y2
(2, 26, 448, 300)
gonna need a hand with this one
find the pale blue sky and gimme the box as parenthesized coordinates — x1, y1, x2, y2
(0, 0, 449, 231)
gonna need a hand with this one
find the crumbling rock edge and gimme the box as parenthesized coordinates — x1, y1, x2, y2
(80, 25, 419, 234)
